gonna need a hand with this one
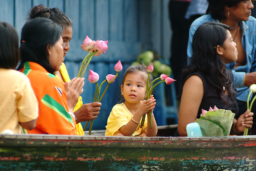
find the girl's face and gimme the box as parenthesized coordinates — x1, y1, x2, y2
(217, 30, 238, 64)
(121, 71, 147, 104)
(229, 0, 254, 21)
(48, 36, 64, 71)
(62, 26, 72, 58)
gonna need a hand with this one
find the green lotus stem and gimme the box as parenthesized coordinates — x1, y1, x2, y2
(98, 73, 118, 102)
(149, 80, 165, 95)
(250, 94, 256, 112)
(89, 120, 94, 135)
(149, 77, 160, 89)
(80, 51, 97, 78)
(77, 52, 92, 77)
(93, 82, 98, 102)
(83, 121, 90, 131)
(97, 80, 107, 101)
(247, 91, 252, 110)
(141, 73, 151, 128)
(244, 91, 253, 136)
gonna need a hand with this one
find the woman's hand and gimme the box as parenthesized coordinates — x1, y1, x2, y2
(235, 109, 254, 133)
(64, 77, 84, 112)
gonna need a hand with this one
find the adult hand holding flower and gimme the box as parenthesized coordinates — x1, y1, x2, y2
(244, 84, 256, 135)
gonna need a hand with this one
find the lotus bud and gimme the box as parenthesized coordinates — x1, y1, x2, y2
(114, 60, 123, 72)
(88, 70, 99, 83)
(165, 77, 175, 85)
(81, 36, 95, 51)
(213, 105, 218, 111)
(250, 84, 256, 93)
(106, 74, 116, 83)
(201, 109, 207, 116)
(147, 63, 154, 73)
(160, 74, 168, 81)
(94, 40, 108, 54)
(209, 107, 213, 111)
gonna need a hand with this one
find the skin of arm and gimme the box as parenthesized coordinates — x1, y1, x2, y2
(178, 75, 204, 136)
(119, 98, 156, 136)
(19, 118, 38, 130)
(243, 72, 256, 87)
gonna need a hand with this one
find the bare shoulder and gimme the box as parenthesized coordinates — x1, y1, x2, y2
(183, 75, 203, 89)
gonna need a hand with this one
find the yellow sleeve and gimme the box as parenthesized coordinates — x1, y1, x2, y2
(59, 63, 84, 135)
(105, 105, 129, 136)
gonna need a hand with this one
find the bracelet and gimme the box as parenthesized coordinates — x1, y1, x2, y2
(131, 118, 139, 124)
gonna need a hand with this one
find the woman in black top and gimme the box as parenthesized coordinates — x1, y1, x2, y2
(177, 22, 253, 136)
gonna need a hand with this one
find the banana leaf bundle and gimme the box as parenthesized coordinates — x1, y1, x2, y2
(195, 109, 235, 137)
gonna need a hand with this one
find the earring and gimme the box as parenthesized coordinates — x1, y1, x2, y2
(227, 9, 230, 17)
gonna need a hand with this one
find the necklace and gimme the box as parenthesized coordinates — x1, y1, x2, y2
(232, 26, 239, 41)
(223, 86, 225, 91)
(229, 23, 238, 30)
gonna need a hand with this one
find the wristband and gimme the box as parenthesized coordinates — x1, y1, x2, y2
(131, 118, 139, 124)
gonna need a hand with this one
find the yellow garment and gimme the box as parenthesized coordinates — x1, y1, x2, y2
(0, 69, 38, 134)
(57, 63, 84, 135)
(105, 103, 147, 136)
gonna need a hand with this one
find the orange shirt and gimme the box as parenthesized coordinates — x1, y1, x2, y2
(21, 62, 77, 135)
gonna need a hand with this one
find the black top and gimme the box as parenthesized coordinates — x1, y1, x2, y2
(175, 71, 238, 136)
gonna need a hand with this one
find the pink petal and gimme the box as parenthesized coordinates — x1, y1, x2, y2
(95, 40, 108, 53)
(88, 69, 99, 83)
(114, 60, 123, 72)
(81, 36, 95, 51)
(160, 74, 168, 81)
(106, 74, 116, 83)
(209, 107, 213, 111)
(165, 77, 175, 85)
(201, 109, 207, 116)
(147, 63, 154, 72)
(213, 105, 218, 111)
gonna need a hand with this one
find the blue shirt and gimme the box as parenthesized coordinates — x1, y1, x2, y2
(185, 0, 208, 19)
(187, 14, 256, 102)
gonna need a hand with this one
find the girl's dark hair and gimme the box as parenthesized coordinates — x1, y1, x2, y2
(28, 5, 72, 28)
(208, 0, 244, 20)
(121, 65, 153, 85)
(183, 22, 236, 104)
(17, 18, 63, 74)
(0, 22, 19, 69)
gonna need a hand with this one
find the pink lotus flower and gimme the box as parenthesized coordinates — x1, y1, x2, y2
(209, 107, 213, 111)
(165, 77, 175, 85)
(94, 40, 108, 56)
(147, 63, 154, 73)
(201, 109, 207, 116)
(88, 70, 99, 83)
(106, 74, 116, 83)
(160, 74, 168, 81)
(81, 36, 95, 51)
(213, 105, 218, 111)
(114, 60, 123, 72)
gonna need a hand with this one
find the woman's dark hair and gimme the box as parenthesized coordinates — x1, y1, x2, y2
(121, 65, 153, 85)
(208, 0, 244, 20)
(0, 22, 19, 69)
(17, 17, 62, 74)
(182, 22, 236, 104)
(28, 5, 72, 28)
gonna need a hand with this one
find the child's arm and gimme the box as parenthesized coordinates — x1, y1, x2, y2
(144, 95, 158, 136)
(119, 98, 156, 136)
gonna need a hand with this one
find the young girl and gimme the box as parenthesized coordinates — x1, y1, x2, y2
(178, 22, 254, 136)
(105, 65, 158, 137)
(0, 22, 38, 133)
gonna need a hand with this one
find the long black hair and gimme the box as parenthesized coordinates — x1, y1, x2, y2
(0, 22, 19, 69)
(17, 18, 62, 74)
(28, 5, 72, 28)
(207, 0, 245, 20)
(182, 22, 236, 104)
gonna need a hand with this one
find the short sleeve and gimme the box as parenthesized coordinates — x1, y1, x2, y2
(17, 77, 38, 122)
(105, 105, 129, 136)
